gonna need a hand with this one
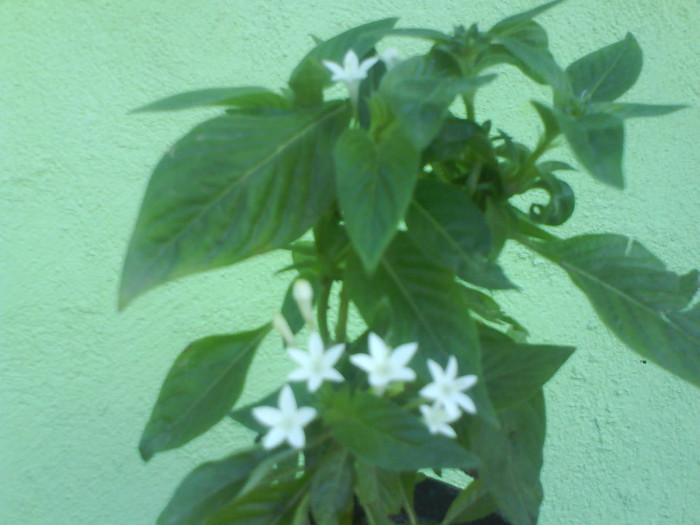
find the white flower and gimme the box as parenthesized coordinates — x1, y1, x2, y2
(293, 279, 315, 329)
(419, 356, 477, 418)
(287, 331, 345, 392)
(322, 49, 378, 103)
(350, 332, 417, 395)
(379, 47, 401, 69)
(420, 402, 459, 438)
(251, 385, 317, 450)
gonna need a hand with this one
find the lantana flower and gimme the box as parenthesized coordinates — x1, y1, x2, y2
(420, 402, 460, 438)
(419, 356, 477, 418)
(252, 385, 317, 450)
(287, 331, 345, 392)
(350, 332, 417, 394)
(323, 49, 379, 105)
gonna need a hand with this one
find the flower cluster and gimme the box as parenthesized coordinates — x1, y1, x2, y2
(252, 279, 478, 449)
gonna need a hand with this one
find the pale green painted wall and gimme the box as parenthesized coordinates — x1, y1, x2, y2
(2, 1, 698, 523)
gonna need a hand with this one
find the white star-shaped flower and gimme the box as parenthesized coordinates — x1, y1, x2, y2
(349, 332, 417, 395)
(419, 356, 477, 418)
(251, 385, 317, 450)
(323, 49, 378, 103)
(287, 331, 345, 392)
(420, 402, 460, 438)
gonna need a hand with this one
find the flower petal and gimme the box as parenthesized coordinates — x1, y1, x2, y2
(427, 359, 443, 381)
(445, 356, 458, 379)
(287, 427, 306, 449)
(262, 426, 287, 449)
(296, 407, 317, 427)
(390, 342, 418, 367)
(287, 368, 311, 382)
(307, 332, 325, 357)
(287, 347, 310, 366)
(349, 353, 374, 372)
(252, 406, 282, 427)
(368, 333, 389, 360)
(323, 343, 345, 367)
(456, 393, 477, 414)
(456, 374, 478, 391)
(278, 385, 298, 414)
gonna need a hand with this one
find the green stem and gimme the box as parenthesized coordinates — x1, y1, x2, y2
(403, 488, 419, 525)
(462, 95, 475, 121)
(335, 284, 350, 343)
(317, 278, 332, 344)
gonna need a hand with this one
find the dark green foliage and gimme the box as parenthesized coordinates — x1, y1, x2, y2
(121, 2, 696, 524)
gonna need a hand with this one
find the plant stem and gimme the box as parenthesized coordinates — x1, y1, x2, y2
(462, 94, 475, 121)
(317, 278, 332, 344)
(335, 284, 350, 343)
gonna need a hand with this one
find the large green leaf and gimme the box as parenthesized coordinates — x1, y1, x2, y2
(479, 325, 574, 411)
(566, 33, 642, 103)
(554, 109, 624, 187)
(310, 448, 354, 525)
(132, 87, 290, 112)
(289, 18, 398, 107)
(323, 389, 479, 471)
(120, 102, 350, 307)
(405, 179, 514, 289)
(524, 234, 700, 386)
(157, 447, 269, 525)
(207, 475, 309, 525)
(139, 326, 269, 461)
(334, 127, 419, 273)
(344, 234, 497, 424)
(470, 392, 546, 525)
(379, 56, 495, 149)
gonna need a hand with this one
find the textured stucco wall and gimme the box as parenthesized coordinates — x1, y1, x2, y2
(2, 1, 698, 524)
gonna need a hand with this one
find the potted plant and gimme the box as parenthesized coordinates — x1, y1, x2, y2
(120, 1, 699, 523)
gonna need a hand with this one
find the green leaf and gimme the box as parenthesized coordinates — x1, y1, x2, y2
(527, 171, 575, 226)
(479, 325, 574, 411)
(120, 101, 350, 307)
(441, 479, 497, 525)
(310, 448, 354, 525)
(554, 109, 624, 187)
(566, 33, 642, 103)
(379, 56, 495, 149)
(405, 180, 514, 289)
(157, 447, 269, 525)
(323, 389, 480, 471)
(132, 87, 290, 112)
(344, 234, 497, 424)
(334, 127, 420, 273)
(354, 460, 403, 519)
(139, 326, 269, 461)
(207, 475, 309, 525)
(490, 0, 565, 34)
(289, 18, 398, 107)
(589, 102, 687, 119)
(493, 34, 567, 90)
(470, 391, 546, 525)
(524, 234, 700, 386)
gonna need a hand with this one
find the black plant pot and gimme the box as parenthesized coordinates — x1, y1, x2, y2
(348, 478, 511, 524)
(407, 478, 510, 524)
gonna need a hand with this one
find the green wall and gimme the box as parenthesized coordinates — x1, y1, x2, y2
(2, 1, 698, 523)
